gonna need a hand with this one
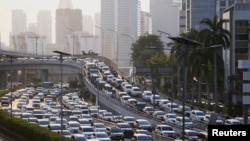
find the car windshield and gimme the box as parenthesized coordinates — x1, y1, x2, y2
(120, 124, 131, 128)
(137, 135, 150, 140)
(162, 126, 173, 131)
(196, 112, 205, 116)
(169, 114, 177, 118)
(83, 128, 94, 132)
(126, 117, 135, 121)
(70, 123, 79, 127)
(51, 125, 61, 130)
(187, 131, 197, 136)
(111, 128, 122, 132)
(96, 133, 108, 138)
(95, 124, 105, 128)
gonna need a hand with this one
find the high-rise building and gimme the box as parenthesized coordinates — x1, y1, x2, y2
(150, 0, 181, 43)
(101, 0, 140, 68)
(83, 15, 94, 35)
(55, 0, 82, 54)
(140, 11, 152, 35)
(12, 9, 27, 35)
(37, 10, 52, 44)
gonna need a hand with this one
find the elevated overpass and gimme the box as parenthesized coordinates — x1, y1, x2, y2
(0, 49, 206, 137)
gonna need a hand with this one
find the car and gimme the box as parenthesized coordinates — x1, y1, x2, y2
(111, 115, 123, 123)
(164, 102, 179, 112)
(134, 129, 152, 141)
(175, 116, 194, 129)
(182, 129, 198, 141)
(150, 94, 161, 105)
(142, 106, 154, 115)
(142, 91, 152, 101)
(135, 119, 152, 132)
(130, 87, 142, 97)
(92, 132, 111, 141)
(100, 112, 113, 121)
(71, 134, 87, 141)
(58, 129, 72, 138)
(154, 124, 176, 139)
(117, 122, 134, 138)
(67, 121, 80, 133)
(152, 110, 165, 120)
(158, 99, 170, 110)
(190, 110, 206, 121)
(113, 78, 123, 89)
(78, 118, 92, 127)
(177, 105, 192, 117)
(224, 119, 242, 125)
(92, 122, 106, 132)
(123, 116, 136, 127)
(120, 95, 131, 104)
(164, 113, 177, 124)
(106, 126, 124, 140)
(28, 117, 38, 124)
(48, 123, 62, 133)
(55, 118, 67, 129)
(131, 133, 151, 141)
(37, 118, 50, 128)
(122, 84, 132, 94)
(79, 126, 95, 139)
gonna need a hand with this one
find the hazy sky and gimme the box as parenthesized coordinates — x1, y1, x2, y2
(0, 0, 149, 45)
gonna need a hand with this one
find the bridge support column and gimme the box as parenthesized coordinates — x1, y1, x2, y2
(0, 71, 7, 89)
(41, 69, 49, 82)
(21, 70, 27, 85)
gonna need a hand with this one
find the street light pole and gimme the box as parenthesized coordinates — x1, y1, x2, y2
(121, 33, 135, 82)
(53, 50, 70, 135)
(107, 29, 119, 70)
(95, 26, 104, 58)
(168, 36, 202, 141)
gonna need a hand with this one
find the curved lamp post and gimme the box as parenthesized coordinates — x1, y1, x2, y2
(95, 26, 104, 58)
(107, 29, 119, 70)
(52, 50, 70, 135)
(121, 33, 135, 82)
(168, 36, 202, 141)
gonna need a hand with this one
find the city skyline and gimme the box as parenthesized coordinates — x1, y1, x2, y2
(0, 0, 150, 45)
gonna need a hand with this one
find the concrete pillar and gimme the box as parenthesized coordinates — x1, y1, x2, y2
(41, 69, 49, 82)
(21, 70, 27, 85)
(0, 71, 7, 89)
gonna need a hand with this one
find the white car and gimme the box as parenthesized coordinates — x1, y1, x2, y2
(130, 87, 142, 97)
(150, 94, 161, 105)
(122, 84, 132, 94)
(190, 110, 206, 121)
(155, 124, 176, 139)
(175, 116, 194, 129)
(164, 113, 177, 124)
(142, 90, 152, 101)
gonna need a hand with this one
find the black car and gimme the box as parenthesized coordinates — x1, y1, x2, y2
(106, 126, 124, 140)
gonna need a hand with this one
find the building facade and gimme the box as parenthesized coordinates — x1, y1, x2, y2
(37, 10, 52, 44)
(12, 10, 27, 35)
(101, 0, 140, 68)
(150, 0, 181, 44)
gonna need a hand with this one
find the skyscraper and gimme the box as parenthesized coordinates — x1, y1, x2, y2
(101, 0, 140, 67)
(56, 0, 82, 47)
(12, 9, 27, 35)
(37, 10, 52, 44)
(150, 0, 181, 43)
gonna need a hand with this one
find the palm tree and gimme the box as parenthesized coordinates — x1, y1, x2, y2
(199, 15, 231, 109)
